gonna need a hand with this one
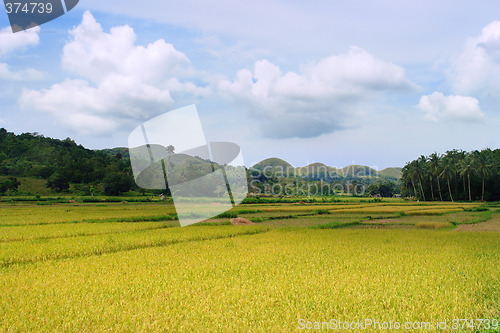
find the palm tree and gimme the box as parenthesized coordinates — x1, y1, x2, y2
(446, 149, 463, 199)
(401, 163, 417, 198)
(414, 156, 427, 201)
(426, 156, 435, 201)
(459, 154, 475, 201)
(439, 157, 454, 202)
(405, 161, 419, 198)
(458, 150, 468, 198)
(429, 152, 443, 201)
(474, 150, 492, 201)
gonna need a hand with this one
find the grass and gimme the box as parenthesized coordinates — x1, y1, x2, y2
(0, 228, 498, 331)
(0, 225, 270, 267)
(0, 203, 177, 226)
(0, 221, 176, 242)
(415, 221, 453, 229)
(214, 211, 238, 219)
(0, 176, 53, 196)
(0, 198, 498, 331)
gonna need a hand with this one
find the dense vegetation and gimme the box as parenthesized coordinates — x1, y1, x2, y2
(0, 129, 403, 198)
(401, 149, 500, 201)
(0, 128, 134, 196)
(2, 129, 498, 201)
(248, 159, 401, 197)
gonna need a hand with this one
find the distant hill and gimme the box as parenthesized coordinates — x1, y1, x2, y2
(252, 158, 293, 170)
(252, 158, 402, 180)
(0, 127, 403, 198)
(340, 165, 379, 178)
(379, 167, 402, 179)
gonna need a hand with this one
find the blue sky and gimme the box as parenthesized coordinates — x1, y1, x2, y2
(0, 0, 499, 169)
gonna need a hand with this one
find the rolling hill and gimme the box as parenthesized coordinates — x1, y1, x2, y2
(252, 158, 401, 180)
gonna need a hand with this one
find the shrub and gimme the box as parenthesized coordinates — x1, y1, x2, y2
(312, 209, 330, 215)
(215, 211, 238, 219)
(235, 209, 262, 214)
(463, 207, 489, 212)
(46, 173, 69, 192)
(248, 217, 266, 223)
(102, 173, 133, 196)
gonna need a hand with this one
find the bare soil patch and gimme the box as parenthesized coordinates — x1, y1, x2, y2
(230, 217, 255, 225)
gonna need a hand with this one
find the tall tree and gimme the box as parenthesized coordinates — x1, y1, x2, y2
(0, 177, 21, 194)
(405, 162, 419, 198)
(429, 152, 443, 201)
(459, 154, 475, 201)
(401, 163, 417, 198)
(474, 150, 492, 201)
(439, 157, 454, 202)
(414, 156, 427, 201)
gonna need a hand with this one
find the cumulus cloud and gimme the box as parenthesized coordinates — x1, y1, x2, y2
(21, 11, 208, 135)
(418, 92, 484, 122)
(0, 63, 43, 81)
(219, 47, 415, 138)
(0, 26, 40, 55)
(0, 26, 42, 81)
(451, 21, 500, 97)
(61, 13, 193, 83)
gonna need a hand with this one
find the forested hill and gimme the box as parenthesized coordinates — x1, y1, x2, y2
(0, 128, 404, 197)
(0, 128, 133, 195)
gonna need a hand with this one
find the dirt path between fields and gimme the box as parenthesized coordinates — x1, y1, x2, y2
(454, 213, 500, 232)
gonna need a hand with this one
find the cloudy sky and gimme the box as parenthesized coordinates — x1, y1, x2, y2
(1, 0, 499, 169)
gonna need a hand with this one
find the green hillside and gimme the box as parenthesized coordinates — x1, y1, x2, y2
(379, 167, 402, 179)
(340, 165, 379, 178)
(296, 163, 334, 175)
(0, 128, 133, 196)
(0, 176, 54, 196)
(252, 159, 401, 180)
(252, 158, 293, 170)
(100, 147, 130, 160)
(0, 127, 403, 198)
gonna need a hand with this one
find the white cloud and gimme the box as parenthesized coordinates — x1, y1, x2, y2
(219, 47, 415, 138)
(0, 63, 43, 81)
(418, 92, 484, 122)
(451, 21, 500, 97)
(0, 26, 42, 81)
(21, 78, 174, 134)
(21, 11, 208, 135)
(0, 26, 40, 56)
(61, 12, 193, 83)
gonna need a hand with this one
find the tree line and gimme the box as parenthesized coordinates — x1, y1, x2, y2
(1, 128, 497, 200)
(401, 149, 500, 201)
(0, 128, 134, 195)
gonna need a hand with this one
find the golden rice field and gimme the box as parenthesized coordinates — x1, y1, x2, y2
(0, 199, 499, 332)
